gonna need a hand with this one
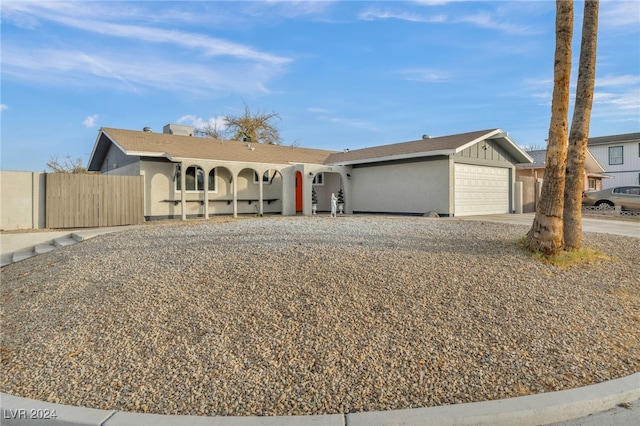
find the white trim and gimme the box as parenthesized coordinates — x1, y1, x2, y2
(312, 172, 324, 186)
(329, 149, 456, 166)
(454, 129, 502, 153)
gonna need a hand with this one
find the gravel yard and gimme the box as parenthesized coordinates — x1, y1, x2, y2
(1, 215, 639, 416)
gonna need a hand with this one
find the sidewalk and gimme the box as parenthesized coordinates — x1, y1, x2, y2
(0, 225, 142, 267)
(456, 213, 639, 238)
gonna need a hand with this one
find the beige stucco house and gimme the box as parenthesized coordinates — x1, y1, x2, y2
(87, 125, 533, 219)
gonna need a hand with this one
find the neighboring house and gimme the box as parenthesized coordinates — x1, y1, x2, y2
(87, 125, 532, 219)
(515, 149, 611, 191)
(587, 132, 640, 188)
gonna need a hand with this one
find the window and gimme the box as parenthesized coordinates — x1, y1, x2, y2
(613, 187, 640, 195)
(176, 166, 215, 191)
(588, 178, 597, 190)
(312, 172, 324, 186)
(208, 169, 216, 192)
(253, 170, 274, 184)
(608, 146, 623, 165)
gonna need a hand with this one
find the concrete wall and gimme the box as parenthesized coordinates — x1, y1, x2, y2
(0, 171, 46, 230)
(350, 158, 450, 215)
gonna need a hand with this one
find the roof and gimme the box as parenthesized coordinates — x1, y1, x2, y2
(516, 148, 606, 174)
(587, 132, 640, 146)
(326, 128, 533, 165)
(88, 128, 336, 170)
(518, 149, 547, 168)
(88, 126, 533, 171)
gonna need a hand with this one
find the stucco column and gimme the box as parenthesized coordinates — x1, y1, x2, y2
(204, 168, 209, 219)
(281, 169, 293, 216)
(343, 171, 353, 215)
(180, 162, 186, 221)
(258, 178, 264, 216)
(304, 172, 313, 216)
(232, 173, 238, 218)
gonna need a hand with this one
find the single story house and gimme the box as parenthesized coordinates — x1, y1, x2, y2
(87, 125, 533, 219)
(516, 149, 612, 192)
(587, 132, 640, 188)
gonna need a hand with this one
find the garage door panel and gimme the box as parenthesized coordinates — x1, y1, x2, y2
(455, 164, 509, 216)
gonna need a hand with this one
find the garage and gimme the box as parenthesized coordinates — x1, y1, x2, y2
(454, 164, 510, 216)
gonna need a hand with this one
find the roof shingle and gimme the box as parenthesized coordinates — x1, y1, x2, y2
(326, 129, 497, 164)
(101, 128, 337, 165)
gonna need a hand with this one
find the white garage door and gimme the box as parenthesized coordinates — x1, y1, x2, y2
(454, 164, 510, 216)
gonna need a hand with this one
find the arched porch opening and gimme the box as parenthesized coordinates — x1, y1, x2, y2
(206, 166, 234, 217)
(310, 171, 345, 214)
(177, 163, 206, 220)
(235, 167, 283, 216)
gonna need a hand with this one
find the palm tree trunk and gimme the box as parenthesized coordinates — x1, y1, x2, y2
(564, 0, 599, 250)
(526, 0, 573, 255)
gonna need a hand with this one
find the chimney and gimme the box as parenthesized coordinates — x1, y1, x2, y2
(143, 127, 153, 132)
(422, 134, 431, 140)
(163, 123, 194, 136)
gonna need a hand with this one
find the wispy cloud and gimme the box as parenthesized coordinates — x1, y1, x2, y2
(593, 73, 640, 119)
(398, 68, 451, 83)
(57, 18, 289, 65)
(83, 114, 99, 128)
(0, 104, 8, 112)
(358, 9, 446, 23)
(456, 12, 534, 35)
(1, 46, 280, 94)
(254, 0, 336, 19)
(412, 1, 452, 5)
(308, 108, 377, 131)
(0, 1, 292, 95)
(177, 115, 228, 130)
(358, 5, 535, 35)
(596, 74, 640, 88)
(600, 0, 640, 29)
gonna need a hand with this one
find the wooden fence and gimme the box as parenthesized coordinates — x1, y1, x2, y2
(46, 174, 144, 228)
(518, 176, 539, 213)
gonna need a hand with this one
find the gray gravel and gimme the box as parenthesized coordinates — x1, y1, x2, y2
(1, 215, 639, 416)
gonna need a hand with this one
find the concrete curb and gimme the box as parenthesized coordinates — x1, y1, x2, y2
(1, 373, 638, 425)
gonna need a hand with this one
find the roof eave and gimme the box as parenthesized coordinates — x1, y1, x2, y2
(327, 149, 456, 166)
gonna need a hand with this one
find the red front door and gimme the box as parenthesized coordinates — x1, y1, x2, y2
(295, 171, 303, 212)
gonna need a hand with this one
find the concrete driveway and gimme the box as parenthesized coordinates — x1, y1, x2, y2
(455, 213, 639, 238)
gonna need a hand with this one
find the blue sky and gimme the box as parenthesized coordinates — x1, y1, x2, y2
(1, 0, 638, 172)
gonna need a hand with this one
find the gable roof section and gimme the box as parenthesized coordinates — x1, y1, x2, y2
(88, 128, 337, 170)
(517, 149, 606, 173)
(588, 132, 640, 146)
(326, 129, 533, 165)
(518, 149, 547, 168)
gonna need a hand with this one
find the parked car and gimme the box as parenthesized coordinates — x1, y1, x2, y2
(582, 185, 640, 210)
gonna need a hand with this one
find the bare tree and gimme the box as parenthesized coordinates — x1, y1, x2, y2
(197, 105, 282, 145)
(196, 122, 225, 140)
(526, 0, 573, 255)
(46, 155, 88, 174)
(521, 143, 546, 152)
(225, 105, 281, 145)
(564, 0, 599, 250)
